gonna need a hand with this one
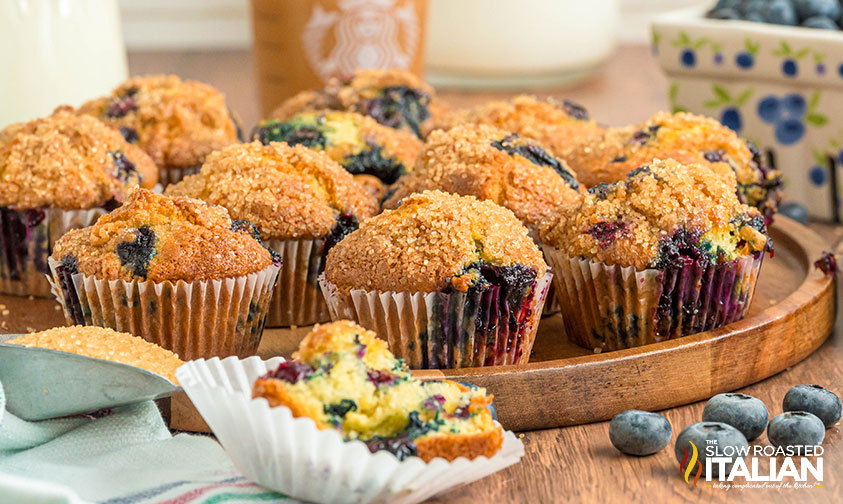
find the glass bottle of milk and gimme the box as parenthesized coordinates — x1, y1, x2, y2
(0, 0, 128, 128)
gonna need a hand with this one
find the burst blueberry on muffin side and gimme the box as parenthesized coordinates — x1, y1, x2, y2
(252, 320, 503, 461)
(541, 159, 771, 347)
(252, 111, 421, 186)
(324, 190, 551, 368)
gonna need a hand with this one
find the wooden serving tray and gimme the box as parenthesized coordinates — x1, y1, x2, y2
(0, 216, 834, 433)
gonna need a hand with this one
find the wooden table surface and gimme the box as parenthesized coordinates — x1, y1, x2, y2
(126, 45, 843, 503)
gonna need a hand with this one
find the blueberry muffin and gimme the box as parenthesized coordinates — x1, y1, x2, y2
(78, 74, 241, 186)
(166, 141, 378, 326)
(253, 320, 502, 461)
(383, 124, 583, 233)
(0, 107, 157, 296)
(320, 190, 552, 369)
(540, 159, 771, 351)
(562, 111, 783, 222)
(271, 69, 446, 139)
(8, 326, 183, 383)
(252, 110, 422, 189)
(49, 188, 280, 359)
(437, 95, 604, 157)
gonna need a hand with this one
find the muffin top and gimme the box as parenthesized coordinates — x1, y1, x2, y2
(383, 124, 583, 232)
(325, 190, 546, 293)
(8, 326, 183, 383)
(78, 74, 240, 169)
(270, 68, 445, 138)
(253, 110, 422, 185)
(0, 107, 158, 210)
(166, 141, 378, 240)
(438, 95, 604, 157)
(52, 188, 276, 282)
(540, 159, 771, 271)
(561, 111, 782, 220)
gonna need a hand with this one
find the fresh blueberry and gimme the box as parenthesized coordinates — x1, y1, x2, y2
(674, 422, 748, 476)
(757, 95, 781, 123)
(714, 0, 741, 10)
(681, 49, 696, 67)
(782, 94, 806, 117)
(767, 411, 825, 454)
(783, 385, 842, 427)
(778, 201, 810, 224)
(802, 15, 840, 29)
(782, 59, 799, 76)
(810, 165, 827, 186)
(742, 0, 768, 16)
(720, 107, 743, 132)
(775, 118, 805, 144)
(710, 7, 742, 19)
(609, 410, 672, 456)
(764, 0, 798, 25)
(794, 0, 841, 20)
(746, 12, 767, 22)
(702, 393, 769, 441)
(736, 52, 755, 68)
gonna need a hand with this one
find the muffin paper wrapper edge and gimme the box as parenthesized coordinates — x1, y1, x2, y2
(541, 245, 763, 351)
(157, 164, 201, 187)
(47, 258, 279, 360)
(318, 272, 552, 369)
(176, 356, 524, 504)
(265, 238, 331, 327)
(0, 207, 104, 297)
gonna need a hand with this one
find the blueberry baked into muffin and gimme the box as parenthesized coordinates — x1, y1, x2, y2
(320, 190, 552, 369)
(49, 188, 280, 359)
(0, 107, 157, 296)
(383, 124, 583, 234)
(252, 110, 422, 195)
(166, 141, 378, 326)
(78, 75, 241, 186)
(540, 159, 771, 351)
(270, 68, 446, 139)
(437, 95, 604, 158)
(561, 111, 783, 222)
(253, 320, 502, 461)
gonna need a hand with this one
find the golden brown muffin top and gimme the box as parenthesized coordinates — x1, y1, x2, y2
(561, 111, 780, 192)
(52, 188, 275, 282)
(0, 107, 158, 210)
(325, 190, 546, 293)
(251, 110, 422, 185)
(540, 159, 770, 270)
(383, 124, 583, 232)
(166, 141, 378, 240)
(438, 95, 604, 157)
(8, 326, 183, 383)
(78, 74, 240, 169)
(271, 68, 445, 138)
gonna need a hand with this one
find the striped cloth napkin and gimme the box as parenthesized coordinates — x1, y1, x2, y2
(0, 380, 294, 504)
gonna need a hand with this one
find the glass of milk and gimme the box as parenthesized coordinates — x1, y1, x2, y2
(425, 0, 620, 88)
(0, 0, 128, 128)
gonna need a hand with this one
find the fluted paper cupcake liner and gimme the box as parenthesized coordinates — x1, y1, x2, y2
(319, 272, 552, 369)
(542, 245, 764, 351)
(47, 258, 279, 360)
(265, 238, 331, 327)
(0, 207, 104, 297)
(176, 356, 525, 504)
(157, 164, 201, 187)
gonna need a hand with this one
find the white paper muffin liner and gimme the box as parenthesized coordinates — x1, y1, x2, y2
(318, 272, 552, 369)
(0, 207, 104, 297)
(47, 258, 280, 360)
(265, 238, 331, 327)
(542, 245, 764, 351)
(176, 356, 525, 504)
